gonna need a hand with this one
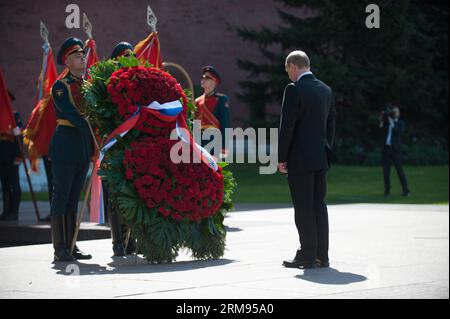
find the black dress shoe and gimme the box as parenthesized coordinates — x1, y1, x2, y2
(283, 259, 316, 269)
(72, 246, 92, 260)
(315, 259, 330, 268)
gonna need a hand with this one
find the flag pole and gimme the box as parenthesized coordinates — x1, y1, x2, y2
(70, 118, 101, 253)
(162, 62, 195, 105)
(15, 134, 41, 222)
(70, 170, 93, 254)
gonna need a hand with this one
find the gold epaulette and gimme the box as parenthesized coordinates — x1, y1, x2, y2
(57, 119, 75, 127)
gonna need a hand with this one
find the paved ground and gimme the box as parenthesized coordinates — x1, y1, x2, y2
(1, 201, 296, 224)
(0, 204, 448, 299)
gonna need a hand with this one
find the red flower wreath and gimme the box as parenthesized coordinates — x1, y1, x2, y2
(123, 136, 224, 222)
(107, 66, 188, 136)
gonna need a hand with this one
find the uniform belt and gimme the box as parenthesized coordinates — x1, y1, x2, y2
(57, 119, 75, 127)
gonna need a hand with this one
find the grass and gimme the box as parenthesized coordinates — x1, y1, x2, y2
(227, 164, 449, 205)
(22, 165, 448, 205)
(22, 192, 49, 201)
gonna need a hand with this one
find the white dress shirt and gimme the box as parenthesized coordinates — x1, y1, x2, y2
(386, 118, 399, 146)
(296, 71, 313, 82)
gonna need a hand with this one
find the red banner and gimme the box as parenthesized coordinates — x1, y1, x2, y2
(0, 67, 16, 134)
(23, 45, 58, 172)
(134, 31, 163, 69)
(84, 39, 99, 79)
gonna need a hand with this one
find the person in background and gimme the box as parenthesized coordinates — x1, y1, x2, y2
(379, 105, 411, 197)
(195, 66, 230, 158)
(0, 91, 23, 221)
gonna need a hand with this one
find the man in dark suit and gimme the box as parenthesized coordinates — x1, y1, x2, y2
(278, 50, 336, 269)
(379, 105, 410, 197)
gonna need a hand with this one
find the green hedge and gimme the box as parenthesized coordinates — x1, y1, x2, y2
(333, 137, 448, 166)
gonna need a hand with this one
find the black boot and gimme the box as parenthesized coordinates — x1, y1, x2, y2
(0, 191, 12, 221)
(51, 215, 74, 262)
(66, 214, 92, 260)
(126, 234, 137, 255)
(8, 188, 21, 221)
(121, 223, 136, 255)
(110, 209, 126, 256)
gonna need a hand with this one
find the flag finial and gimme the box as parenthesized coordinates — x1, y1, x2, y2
(40, 21, 49, 43)
(83, 13, 93, 39)
(147, 5, 157, 32)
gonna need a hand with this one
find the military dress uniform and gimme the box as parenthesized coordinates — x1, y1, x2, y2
(105, 41, 137, 257)
(49, 37, 92, 262)
(195, 66, 230, 156)
(0, 108, 23, 221)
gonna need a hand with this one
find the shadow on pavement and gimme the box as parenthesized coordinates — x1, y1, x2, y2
(295, 267, 367, 285)
(52, 257, 235, 276)
(225, 226, 243, 232)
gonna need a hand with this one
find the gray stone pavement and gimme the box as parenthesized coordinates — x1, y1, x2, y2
(4, 201, 293, 223)
(0, 204, 448, 299)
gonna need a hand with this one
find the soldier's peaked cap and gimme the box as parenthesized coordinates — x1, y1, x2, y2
(111, 42, 134, 59)
(57, 37, 85, 65)
(202, 66, 221, 84)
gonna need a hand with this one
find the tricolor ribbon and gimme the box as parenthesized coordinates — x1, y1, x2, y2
(175, 119, 218, 171)
(89, 99, 217, 223)
(89, 109, 140, 223)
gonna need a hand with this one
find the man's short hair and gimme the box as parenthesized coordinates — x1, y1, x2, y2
(286, 50, 310, 69)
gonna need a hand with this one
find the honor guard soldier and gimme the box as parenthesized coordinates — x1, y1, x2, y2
(105, 41, 137, 257)
(49, 37, 93, 262)
(0, 92, 23, 221)
(195, 66, 230, 157)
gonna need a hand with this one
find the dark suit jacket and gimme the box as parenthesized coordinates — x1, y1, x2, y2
(382, 119, 405, 151)
(278, 74, 336, 171)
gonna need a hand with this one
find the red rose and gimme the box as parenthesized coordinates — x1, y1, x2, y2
(125, 169, 133, 180)
(172, 213, 183, 222)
